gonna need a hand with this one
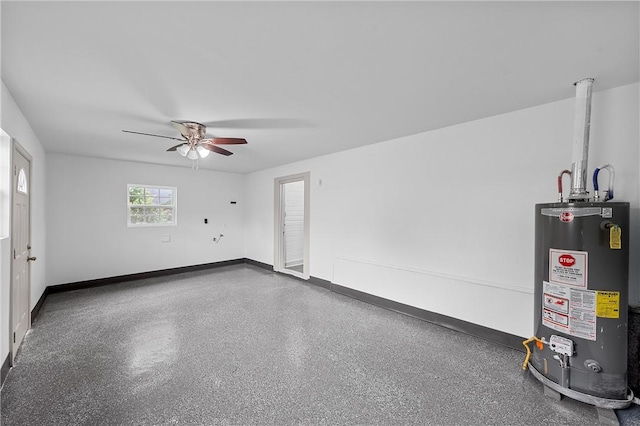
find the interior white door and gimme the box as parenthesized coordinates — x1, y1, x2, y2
(283, 180, 305, 273)
(11, 144, 31, 364)
(274, 172, 310, 279)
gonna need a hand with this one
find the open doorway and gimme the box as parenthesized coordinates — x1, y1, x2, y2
(274, 173, 310, 279)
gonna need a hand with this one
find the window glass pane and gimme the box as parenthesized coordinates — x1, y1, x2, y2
(146, 188, 159, 204)
(128, 184, 176, 226)
(159, 188, 173, 198)
(17, 168, 28, 194)
(145, 215, 159, 224)
(159, 207, 173, 222)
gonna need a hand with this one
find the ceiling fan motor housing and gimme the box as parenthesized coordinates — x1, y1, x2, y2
(176, 121, 207, 140)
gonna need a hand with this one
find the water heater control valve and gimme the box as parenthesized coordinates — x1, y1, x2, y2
(549, 335, 574, 357)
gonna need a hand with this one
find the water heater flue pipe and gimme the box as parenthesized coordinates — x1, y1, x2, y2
(568, 78, 595, 201)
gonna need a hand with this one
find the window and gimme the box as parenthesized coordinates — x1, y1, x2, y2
(17, 168, 27, 194)
(127, 184, 177, 227)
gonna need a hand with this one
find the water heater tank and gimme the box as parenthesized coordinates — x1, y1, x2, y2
(531, 201, 631, 407)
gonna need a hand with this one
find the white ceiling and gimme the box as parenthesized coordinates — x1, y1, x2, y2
(1, 1, 638, 173)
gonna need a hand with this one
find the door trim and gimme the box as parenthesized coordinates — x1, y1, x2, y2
(274, 172, 310, 279)
(10, 140, 32, 365)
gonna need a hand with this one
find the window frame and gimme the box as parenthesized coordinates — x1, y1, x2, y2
(127, 183, 177, 227)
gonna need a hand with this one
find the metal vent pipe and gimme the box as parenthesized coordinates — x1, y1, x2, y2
(568, 78, 594, 201)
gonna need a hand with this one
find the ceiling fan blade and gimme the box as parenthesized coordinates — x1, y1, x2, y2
(170, 120, 190, 137)
(166, 143, 186, 152)
(202, 137, 248, 145)
(201, 144, 233, 156)
(122, 130, 185, 141)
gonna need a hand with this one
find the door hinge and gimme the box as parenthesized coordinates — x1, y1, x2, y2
(13, 332, 16, 343)
(13, 249, 16, 260)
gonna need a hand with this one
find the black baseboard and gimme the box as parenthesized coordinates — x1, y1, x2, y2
(242, 260, 331, 290)
(243, 258, 273, 271)
(31, 287, 50, 324)
(1, 352, 10, 388)
(330, 283, 524, 352)
(308, 276, 331, 290)
(48, 258, 245, 294)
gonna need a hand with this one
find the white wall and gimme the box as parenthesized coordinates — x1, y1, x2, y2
(46, 154, 245, 285)
(0, 130, 11, 370)
(244, 83, 640, 338)
(1, 81, 48, 365)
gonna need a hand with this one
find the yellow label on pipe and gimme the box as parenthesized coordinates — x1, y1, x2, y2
(610, 225, 622, 249)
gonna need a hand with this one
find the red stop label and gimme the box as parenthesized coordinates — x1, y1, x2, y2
(559, 254, 575, 267)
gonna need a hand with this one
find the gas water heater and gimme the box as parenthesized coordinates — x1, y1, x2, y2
(527, 79, 633, 408)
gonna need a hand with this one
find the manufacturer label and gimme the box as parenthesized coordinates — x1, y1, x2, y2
(601, 207, 613, 218)
(549, 249, 588, 287)
(596, 291, 620, 318)
(541, 207, 602, 219)
(559, 212, 574, 223)
(568, 287, 597, 340)
(542, 281, 597, 341)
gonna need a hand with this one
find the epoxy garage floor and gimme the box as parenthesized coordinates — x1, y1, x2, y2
(0, 264, 625, 425)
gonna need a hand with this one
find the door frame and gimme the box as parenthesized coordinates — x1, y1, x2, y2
(10, 140, 32, 365)
(274, 172, 310, 279)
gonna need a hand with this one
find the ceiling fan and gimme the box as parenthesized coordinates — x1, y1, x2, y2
(122, 120, 247, 160)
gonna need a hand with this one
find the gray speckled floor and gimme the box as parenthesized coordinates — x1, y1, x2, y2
(0, 264, 635, 425)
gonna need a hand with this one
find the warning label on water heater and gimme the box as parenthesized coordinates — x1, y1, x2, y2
(549, 249, 588, 287)
(596, 291, 620, 318)
(543, 281, 596, 341)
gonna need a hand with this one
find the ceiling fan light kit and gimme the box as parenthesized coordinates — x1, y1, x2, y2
(122, 120, 248, 165)
(176, 144, 190, 156)
(187, 149, 199, 160)
(196, 146, 210, 158)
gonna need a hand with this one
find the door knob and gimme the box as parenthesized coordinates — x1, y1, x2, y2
(27, 256, 37, 262)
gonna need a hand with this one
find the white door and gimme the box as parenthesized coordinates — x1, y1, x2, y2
(283, 180, 305, 273)
(274, 173, 310, 279)
(11, 144, 32, 364)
